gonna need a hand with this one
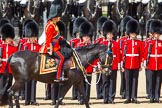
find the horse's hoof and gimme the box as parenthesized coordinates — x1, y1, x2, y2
(31, 102, 39, 106)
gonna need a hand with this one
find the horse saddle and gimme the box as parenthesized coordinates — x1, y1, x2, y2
(40, 54, 76, 74)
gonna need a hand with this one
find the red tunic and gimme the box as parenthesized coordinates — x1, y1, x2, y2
(101, 40, 120, 70)
(22, 40, 41, 52)
(69, 38, 81, 48)
(40, 20, 62, 53)
(17, 38, 28, 51)
(144, 40, 162, 70)
(117, 36, 129, 63)
(122, 39, 143, 69)
(0, 43, 17, 74)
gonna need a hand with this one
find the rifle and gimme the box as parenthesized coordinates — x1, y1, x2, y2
(146, 43, 152, 66)
(120, 40, 123, 50)
(0, 47, 2, 66)
(123, 45, 127, 69)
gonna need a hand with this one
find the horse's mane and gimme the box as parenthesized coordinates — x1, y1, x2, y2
(75, 43, 101, 51)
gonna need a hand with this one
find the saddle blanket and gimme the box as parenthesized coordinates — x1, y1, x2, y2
(40, 54, 76, 74)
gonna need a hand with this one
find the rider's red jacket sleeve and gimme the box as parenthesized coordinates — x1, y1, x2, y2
(45, 21, 59, 48)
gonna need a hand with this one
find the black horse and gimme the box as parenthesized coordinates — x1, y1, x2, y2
(0, 44, 108, 108)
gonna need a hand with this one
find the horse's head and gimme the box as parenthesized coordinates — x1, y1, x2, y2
(116, 0, 129, 18)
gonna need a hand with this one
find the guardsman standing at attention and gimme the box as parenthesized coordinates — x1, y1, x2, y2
(17, 19, 35, 100)
(144, 20, 162, 103)
(69, 16, 88, 100)
(122, 19, 143, 104)
(94, 16, 108, 100)
(77, 21, 94, 104)
(22, 20, 41, 106)
(0, 23, 17, 106)
(101, 20, 120, 104)
(143, 19, 154, 99)
(118, 16, 133, 99)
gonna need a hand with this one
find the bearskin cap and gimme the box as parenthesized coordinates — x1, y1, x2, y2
(56, 20, 66, 38)
(22, 19, 35, 37)
(73, 16, 88, 35)
(126, 19, 140, 35)
(149, 19, 162, 34)
(102, 20, 117, 37)
(79, 21, 94, 39)
(145, 19, 154, 37)
(120, 16, 133, 36)
(48, 0, 65, 20)
(97, 16, 108, 33)
(0, 18, 10, 28)
(25, 21, 39, 37)
(1, 23, 15, 40)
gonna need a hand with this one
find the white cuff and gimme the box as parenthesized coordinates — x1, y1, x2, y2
(144, 60, 146, 67)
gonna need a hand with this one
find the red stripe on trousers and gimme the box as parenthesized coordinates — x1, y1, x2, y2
(55, 51, 64, 79)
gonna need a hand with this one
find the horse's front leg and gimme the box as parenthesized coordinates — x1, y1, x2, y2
(8, 90, 13, 108)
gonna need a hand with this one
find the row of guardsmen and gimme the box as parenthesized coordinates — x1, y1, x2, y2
(44, 15, 162, 105)
(0, 16, 162, 106)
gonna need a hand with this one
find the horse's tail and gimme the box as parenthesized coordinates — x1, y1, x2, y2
(0, 55, 13, 105)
